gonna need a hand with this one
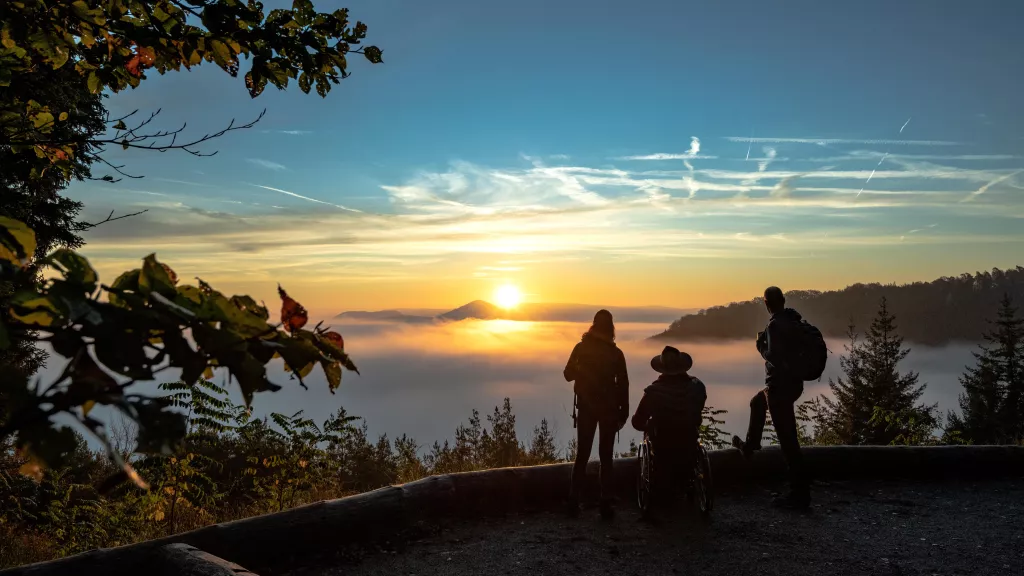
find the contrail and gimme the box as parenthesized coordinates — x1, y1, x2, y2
(961, 170, 1023, 202)
(724, 136, 957, 146)
(745, 129, 753, 161)
(856, 117, 913, 198)
(252, 184, 362, 212)
(856, 152, 890, 197)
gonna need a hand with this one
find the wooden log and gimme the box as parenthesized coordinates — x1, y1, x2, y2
(4, 446, 1023, 576)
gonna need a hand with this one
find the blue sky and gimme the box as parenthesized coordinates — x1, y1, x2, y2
(67, 0, 1024, 311)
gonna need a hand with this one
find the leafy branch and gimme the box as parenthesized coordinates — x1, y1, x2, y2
(0, 216, 358, 483)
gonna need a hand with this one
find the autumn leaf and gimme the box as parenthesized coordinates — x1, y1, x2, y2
(278, 284, 308, 332)
(126, 54, 142, 77)
(160, 262, 179, 285)
(322, 331, 344, 350)
(125, 46, 156, 77)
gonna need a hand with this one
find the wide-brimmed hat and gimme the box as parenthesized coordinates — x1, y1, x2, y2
(650, 346, 693, 375)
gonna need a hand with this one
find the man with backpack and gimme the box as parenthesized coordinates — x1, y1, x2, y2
(732, 286, 823, 509)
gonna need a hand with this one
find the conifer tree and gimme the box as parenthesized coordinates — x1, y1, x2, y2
(526, 419, 558, 464)
(814, 298, 937, 445)
(947, 294, 1024, 443)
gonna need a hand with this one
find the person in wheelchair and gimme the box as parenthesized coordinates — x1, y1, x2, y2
(631, 346, 707, 511)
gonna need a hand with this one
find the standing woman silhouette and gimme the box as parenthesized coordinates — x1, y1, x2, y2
(563, 309, 629, 519)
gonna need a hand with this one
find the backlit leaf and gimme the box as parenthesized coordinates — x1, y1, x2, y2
(322, 331, 344, 350)
(47, 248, 98, 291)
(322, 360, 341, 393)
(139, 254, 177, 297)
(0, 216, 37, 263)
(9, 294, 62, 327)
(278, 285, 308, 332)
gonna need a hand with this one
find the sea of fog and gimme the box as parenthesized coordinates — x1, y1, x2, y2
(44, 319, 978, 456)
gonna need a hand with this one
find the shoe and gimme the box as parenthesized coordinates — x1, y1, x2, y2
(599, 500, 615, 520)
(731, 435, 756, 460)
(772, 491, 811, 510)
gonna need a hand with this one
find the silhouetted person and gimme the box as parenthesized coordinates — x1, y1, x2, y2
(563, 309, 629, 519)
(632, 346, 706, 514)
(732, 286, 811, 509)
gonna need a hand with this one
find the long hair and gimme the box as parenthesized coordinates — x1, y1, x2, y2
(585, 309, 615, 342)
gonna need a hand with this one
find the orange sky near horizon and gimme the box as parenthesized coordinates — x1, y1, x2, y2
(80, 236, 1023, 317)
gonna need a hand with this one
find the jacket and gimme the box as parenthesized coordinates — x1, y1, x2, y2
(758, 307, 803, 388)
(563, 332, 629, 423)
(631, 374, 707, 434)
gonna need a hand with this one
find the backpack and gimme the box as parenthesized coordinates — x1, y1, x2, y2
(571, 338, 619, 410)
(794, 320, 828, 381)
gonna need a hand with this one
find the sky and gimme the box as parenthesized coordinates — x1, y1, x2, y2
(66, 0, 1024, 315)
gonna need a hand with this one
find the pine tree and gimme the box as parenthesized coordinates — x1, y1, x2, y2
(479, 398, 523, 468)
(814, 298, 937, 445)
(948, 294, 1024, 444)
(526, 419, 558, 464)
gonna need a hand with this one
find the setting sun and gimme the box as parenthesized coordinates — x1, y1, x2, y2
(494, 284, 523, 309)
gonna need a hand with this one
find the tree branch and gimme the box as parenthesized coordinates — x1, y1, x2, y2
(80, 209, 149, 230)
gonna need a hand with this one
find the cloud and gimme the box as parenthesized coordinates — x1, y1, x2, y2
(687, 136, 701, 157)
(154, 178, 217, 188)
(619, 136, 709, 161)
(262, 130, 313, 135)
(246, 158, 288, 171)
(807, 153, 1019, 162)
(757, 147, 777, 173)
(724, 136, 960, 146)
(252, 184, 362, 212)
(618, 153, 718, 161)
(771, 175, 800, 198)
(72, 141, 1024, 309)
(961, 170, 1023, 202)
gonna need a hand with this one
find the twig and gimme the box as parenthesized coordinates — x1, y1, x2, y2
(80, 209, 149, 230)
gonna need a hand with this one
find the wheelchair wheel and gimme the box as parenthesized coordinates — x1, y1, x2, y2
(693, 443, 714, 514)
(636, 440, 653, 512)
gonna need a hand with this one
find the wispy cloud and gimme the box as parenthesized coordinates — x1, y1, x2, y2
(155, 178, 217, 188)
(74, 138, 1024, 308)
(619, 153, 718, 161)
(687, 136, 701, 157)
(252, 184, 362, 212)
(724, 136, 960, 146)
(771, 175, 800, 198)
(620, 136, 710, 161)
(758, 147, 777, 173)
(247, 158, 288, 171)
(961, 170, 1023, 202)
(261, 130, 313, 135)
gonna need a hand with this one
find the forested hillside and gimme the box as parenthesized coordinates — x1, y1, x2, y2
(653, 267, 1024, 345)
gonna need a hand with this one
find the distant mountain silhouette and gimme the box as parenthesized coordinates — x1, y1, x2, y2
(336, 302, 695, 324)
(652, 266, 1024, 345)
(438, 300, 506, 321)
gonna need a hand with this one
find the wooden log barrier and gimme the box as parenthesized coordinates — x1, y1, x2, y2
(4, 446, 1023, 576)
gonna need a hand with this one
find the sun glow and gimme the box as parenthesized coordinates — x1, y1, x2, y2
(494, 284, 523, 309)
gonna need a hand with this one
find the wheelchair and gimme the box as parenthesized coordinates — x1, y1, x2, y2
(636, 425, 714, 515)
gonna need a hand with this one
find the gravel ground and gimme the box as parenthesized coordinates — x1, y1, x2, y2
(284, 479, 1024, 576)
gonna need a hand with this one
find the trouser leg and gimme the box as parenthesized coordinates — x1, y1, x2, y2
(744, 387, 769, 448)
(570, 409, 598, 499)
(597, 418, 616, 501)
(767, 386, 809, 496)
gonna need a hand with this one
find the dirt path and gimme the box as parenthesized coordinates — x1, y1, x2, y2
(285, 479, 1024, 576)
